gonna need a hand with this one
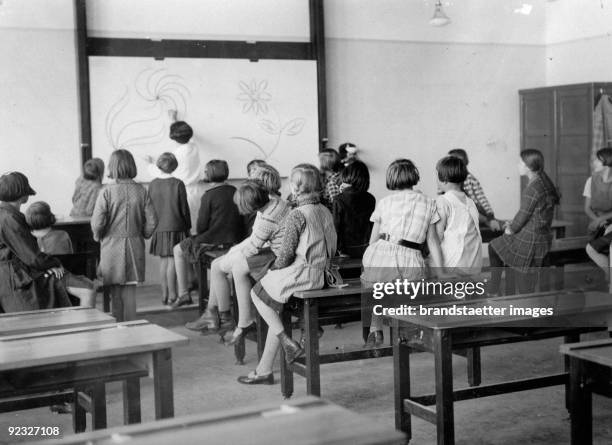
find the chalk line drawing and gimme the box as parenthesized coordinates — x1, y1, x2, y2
(104, 68, 191, 151)
(232, 79, 305, 160)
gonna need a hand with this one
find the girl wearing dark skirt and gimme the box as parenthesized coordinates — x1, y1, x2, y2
(148, 152, 191, 305)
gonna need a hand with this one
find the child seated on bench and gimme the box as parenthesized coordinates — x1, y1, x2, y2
(25, 201, 97, 307)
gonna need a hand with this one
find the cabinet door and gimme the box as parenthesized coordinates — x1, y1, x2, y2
(521, 91, 555, 187)
(556, 86, 592, 236)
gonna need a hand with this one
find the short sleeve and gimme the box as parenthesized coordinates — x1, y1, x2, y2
(370, 200, 382, 223)
(429, 200, 440, 225)
(435, 196, 449, 222)
(583, 177, 592, 198)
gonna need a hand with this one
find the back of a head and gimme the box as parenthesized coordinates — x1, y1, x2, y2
(251, 163, 281, 196)
(157, 152, 178, 174)
(448, 148, 469, 166)
(205, 159, 229, 182)
(108, 149, 137, 180)
(437, 156, 468, 184)
(597, 147, 612, 167)
(291, 163, 322, 196)
(521, 149, 544, 172)
(386, 159, 420, 190)
(341, 160, 370, 192)
(338, 142, 356, 159)
(83, 158, 105, 181)
(318, 149, 342, 173)
(247, 159, 267, 177)
(233, 179, 270, 215)
(169, 121, 193, 144)
(25, 201, 56, 230)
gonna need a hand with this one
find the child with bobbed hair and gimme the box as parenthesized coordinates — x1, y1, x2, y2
(251, 163, 282, 197)
(172, 160, 244, 308)
(361, 159, 443, 348)
(333, 160, 376, 258)
(26, 201, 97, 307)
(148, 152, 191, 305)
(71, 157, 105, 217)
(247, 159, 267, 178)
(92, 149, 158, 321)
(238, 163, 336, 385)
(319, 148, 343, 209)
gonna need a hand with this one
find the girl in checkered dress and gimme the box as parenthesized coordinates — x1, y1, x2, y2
(488, 149, 560, 295)
(361, 159, 444, 348)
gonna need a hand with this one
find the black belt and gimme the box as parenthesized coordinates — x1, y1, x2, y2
(379, 233, 424, 252)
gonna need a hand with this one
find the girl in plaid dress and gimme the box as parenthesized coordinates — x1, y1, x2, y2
(361, 159, 444, 348)
(488, 149, 560, 295)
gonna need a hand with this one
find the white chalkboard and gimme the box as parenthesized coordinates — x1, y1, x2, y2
(89, 56, 319, 180)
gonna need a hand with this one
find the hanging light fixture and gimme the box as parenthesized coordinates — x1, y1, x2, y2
(429, 0, 451, 26)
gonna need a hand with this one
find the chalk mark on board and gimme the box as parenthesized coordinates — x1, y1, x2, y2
(233, 79, 305, 160)
(105, 68, 191, 151)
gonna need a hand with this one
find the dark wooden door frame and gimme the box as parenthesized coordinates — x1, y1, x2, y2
(74, 0, 327, 164)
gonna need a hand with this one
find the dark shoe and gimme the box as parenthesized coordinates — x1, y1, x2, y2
(185, 307, 219, 331)
(225, 322, 257, 346)
(171, 293, 193, 309)
(162, 296, 168, 305)
(218, 310, 236, 336)
(278, 331, 304, 365)
(298, 327, 325, 349)
(364, 331, 384, 349)
(237, 371, 274, 385)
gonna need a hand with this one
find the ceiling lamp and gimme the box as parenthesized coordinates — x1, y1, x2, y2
(429, 0, 451, 26)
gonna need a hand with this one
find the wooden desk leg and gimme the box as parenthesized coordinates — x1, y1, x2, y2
(153, 348, 174, 419)
(280, 308, 294, 399)
(433, 329, 454, 445)
(73, 390, 87, 433)
(123, 377, 141, 424)
(90, 382, 107, 430)
(466, 347, 481, 387)
(393, 320, 412, 440)
(102, 286, 110, 313)
(304, 298, 321, 396)
(564, 334, 580, 410)
(569, 357, 592, 445)
(197, 260, 206, 315)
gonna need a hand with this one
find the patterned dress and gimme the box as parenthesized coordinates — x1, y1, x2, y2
(91, 180, 158, 285)
(361, 189, 439, 284)
(253, 196, 336, 310)
(70, 177, 103, 217)
(489, 171, 559, 272)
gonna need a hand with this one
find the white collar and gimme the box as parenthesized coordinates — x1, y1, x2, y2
(31, 227, 51, 239)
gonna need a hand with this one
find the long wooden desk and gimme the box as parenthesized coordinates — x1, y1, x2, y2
(33, 396, 405, 445)
(0, 307, 114, 336)
(0, 321, 188, 424)
(560, 338, 612, 445)
(385, 290, 612, 445)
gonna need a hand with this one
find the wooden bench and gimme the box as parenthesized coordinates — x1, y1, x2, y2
(279, 279, 482, 398)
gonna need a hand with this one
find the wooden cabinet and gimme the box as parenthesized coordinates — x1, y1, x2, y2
(520, 83, 612, 237)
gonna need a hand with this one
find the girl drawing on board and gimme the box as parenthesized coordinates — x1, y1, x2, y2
(145, 111, 204, 234)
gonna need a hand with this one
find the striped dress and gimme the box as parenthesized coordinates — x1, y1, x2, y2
(254, 196, 336, 309)
(361, 190, 439, 284)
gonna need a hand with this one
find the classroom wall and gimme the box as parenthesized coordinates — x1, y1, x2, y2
(324, 0, 548, 218)
(545, 0, 612, 85)
(0, 0, 80, 217)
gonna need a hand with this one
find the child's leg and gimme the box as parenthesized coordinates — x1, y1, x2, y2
(110, 285, 124, 322)
(121, 285, 137, 321)
(159, 257, 169, 303)
(487, 244, 504, 294)
(173, 244, 190, 298)
(210, 255, 233, 312)
(166, 256, 178, 302)
(252, 290, 283, 375)
(586, 244, 610, 280)
(66, 286, 96, 308)
(232, 256, 255, 328)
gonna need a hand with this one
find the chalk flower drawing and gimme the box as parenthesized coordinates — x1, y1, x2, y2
(237, 80, 272, 115)
(105, 68, 191, 151)
(232, 78, 305, 160)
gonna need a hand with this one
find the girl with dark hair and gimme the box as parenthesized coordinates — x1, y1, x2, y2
(584, 147, 612, 278)
(332, 160, 376, 258)
(148, 152, 191, 305)
(92, 149, 158, 321)
(0, 172, 72, 312)
(70, 157, 105, 217)
(488, 149, 560, 295)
